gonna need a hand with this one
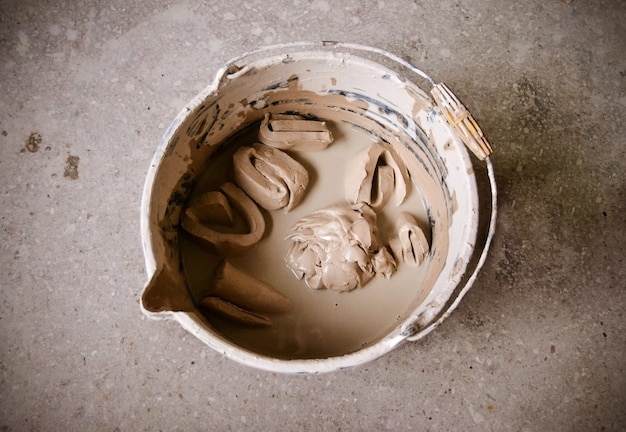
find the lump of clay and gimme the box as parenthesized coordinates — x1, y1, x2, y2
(344, 142, 411, 209)
(181, 182, 265, 255)
(388, 212, 430, 267)
(210, 259, 291, 313)
(258, 113, 333, 151)
(200, 297, 272, 327)
(371, 247, 397, 279)
(285, 202, 396, 292)
(233, 143, 309, 212)
(199, 260, 292, 327)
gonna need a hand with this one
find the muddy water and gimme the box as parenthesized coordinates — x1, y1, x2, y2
(180, 120, 431, 359)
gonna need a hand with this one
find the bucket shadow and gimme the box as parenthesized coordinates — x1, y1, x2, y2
(443, 74, 623, 319)
(409, 72, 626, 428)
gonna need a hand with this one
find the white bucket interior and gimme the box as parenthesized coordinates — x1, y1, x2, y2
(141, 46, 479, 373)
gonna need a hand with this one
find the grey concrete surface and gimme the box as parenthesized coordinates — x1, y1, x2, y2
(1, 0, 625, 430)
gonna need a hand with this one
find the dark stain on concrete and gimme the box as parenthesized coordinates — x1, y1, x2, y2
(24, 132, 42, 153)
(64, 155, 80, 180)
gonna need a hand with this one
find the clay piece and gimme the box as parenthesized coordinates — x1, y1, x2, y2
(344, 142, 411, 209)
(233, 143, 309, 212)
(258, 113, 333, 151)
(210, 259, 292, 313)
(181, 190, 234, 225)
(200, 297, 272, 327)
(199, 260, 292, 327)
(371, 247, 397, 279)
(285, 202, 396, 292)
(388, 212, 430, 267)
(181, 182, 265, 255)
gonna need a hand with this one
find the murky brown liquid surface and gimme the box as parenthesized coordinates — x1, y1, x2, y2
(180, 120, 430, 359)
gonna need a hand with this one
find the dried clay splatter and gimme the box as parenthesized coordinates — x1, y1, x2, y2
(25, 132, 42, 153)
(64, 155, 80, 180)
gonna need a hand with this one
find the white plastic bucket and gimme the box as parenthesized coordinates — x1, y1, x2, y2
(140, 42, 496, 374)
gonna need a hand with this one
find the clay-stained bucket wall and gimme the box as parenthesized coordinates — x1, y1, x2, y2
(141, 46, 479, 373)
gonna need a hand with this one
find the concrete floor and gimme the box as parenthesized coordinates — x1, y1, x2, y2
(1, 0, 625, 430)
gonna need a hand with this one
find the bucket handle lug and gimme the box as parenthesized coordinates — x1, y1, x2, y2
(431, 83, 493, 160)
